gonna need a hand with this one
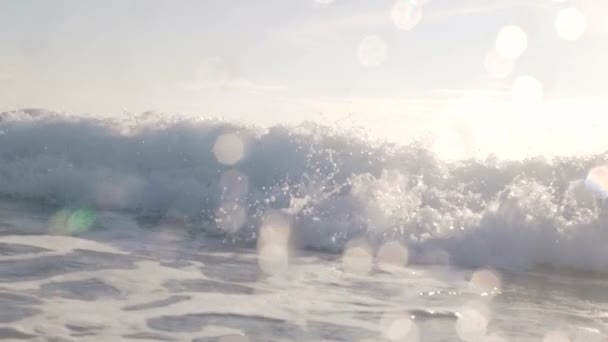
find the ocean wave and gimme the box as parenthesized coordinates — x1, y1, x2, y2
(1, 109, 608, 273)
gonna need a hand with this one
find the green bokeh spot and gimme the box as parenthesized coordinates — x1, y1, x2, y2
(68, 209, 97, 234)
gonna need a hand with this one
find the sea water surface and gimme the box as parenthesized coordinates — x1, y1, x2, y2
(0, 109, 607, 341)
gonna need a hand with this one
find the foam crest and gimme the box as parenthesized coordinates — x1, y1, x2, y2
(2, 109, 608, 273)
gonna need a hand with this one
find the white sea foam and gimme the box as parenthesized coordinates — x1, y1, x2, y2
(1, 109, 607, 273)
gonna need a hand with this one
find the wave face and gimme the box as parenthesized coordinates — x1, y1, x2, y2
(1, 109, 608, 273)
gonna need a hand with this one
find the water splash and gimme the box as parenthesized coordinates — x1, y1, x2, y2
(2, 109, 608, 273)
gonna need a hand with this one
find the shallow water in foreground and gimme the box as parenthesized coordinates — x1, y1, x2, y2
(0, 206, 606, 341)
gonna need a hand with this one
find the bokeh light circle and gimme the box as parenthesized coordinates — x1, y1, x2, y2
(342, 238, 373, 275)
(258, 244, 289, 275)
(496, 25, 528, 60)
(49, 209, 97, 235)
(257, 211, 292, 276)
(390, 1, 423, 31)
(456, 302, 490, 341)
(380, 313, 419, 341)
(357, 35, 388, 67)
(213, 133, 245, 165)
(555, 8, 587, 41)
(471, 269, 502, 295)
(585, 166, 608, 199)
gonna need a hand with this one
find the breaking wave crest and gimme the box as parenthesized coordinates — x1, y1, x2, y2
(1, 109, 608, 273)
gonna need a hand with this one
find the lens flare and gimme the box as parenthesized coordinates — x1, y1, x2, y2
(213, 133, 245, 165)
(390, 1, 423, 31)
(49, 209, 97, 235)
(495, 25, 528, 60)
(555, 8, 587, 41)
(585, 166, 608, 199)
(357, 35, 388, 67)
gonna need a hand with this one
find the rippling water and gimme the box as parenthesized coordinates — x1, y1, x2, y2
(1, 110, 608, 340)
(0, 203, 605, 341)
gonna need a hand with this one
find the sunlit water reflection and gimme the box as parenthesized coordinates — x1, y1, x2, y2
(0, 203, 605, 341)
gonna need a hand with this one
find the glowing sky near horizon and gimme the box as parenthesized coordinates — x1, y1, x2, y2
(0, 0, 607, 159)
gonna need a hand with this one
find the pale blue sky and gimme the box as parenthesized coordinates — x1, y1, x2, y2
(0, 0, 606, 157)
